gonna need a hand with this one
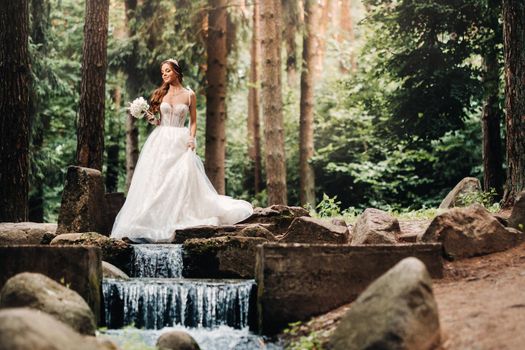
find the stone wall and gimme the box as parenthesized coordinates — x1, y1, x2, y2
(255, 243, 443, 335)
(0, 246, 102, 323)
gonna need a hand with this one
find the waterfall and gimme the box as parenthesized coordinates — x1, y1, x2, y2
(102, 278, 255, 330)
(130, 244, 183, 278)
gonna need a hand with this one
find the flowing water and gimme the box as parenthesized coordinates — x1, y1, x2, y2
(100, 244, 280, 350)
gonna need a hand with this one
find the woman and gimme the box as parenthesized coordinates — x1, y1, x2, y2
(111, 59, 253, 243)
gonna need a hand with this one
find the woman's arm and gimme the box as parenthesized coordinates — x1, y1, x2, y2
(189, 91, 197, 138)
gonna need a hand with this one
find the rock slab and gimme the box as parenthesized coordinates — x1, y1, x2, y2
(0, 272, 96, 335)
(280, 216, 349, 244)
(419, 204, 524, 259)
(240, 205, 309, 234)
(0, 222, 57, 246)
(439, 177, 481, 209)
(351, 208, 400, 245)
(57, 166, 109, 235)
(0, 245, 102, 323)
(330, 257, 440, 350)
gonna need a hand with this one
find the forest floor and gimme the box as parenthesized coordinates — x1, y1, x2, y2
(280, 211, 525, 350)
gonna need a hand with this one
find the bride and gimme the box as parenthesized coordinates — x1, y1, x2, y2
(111, 59, 254, 243)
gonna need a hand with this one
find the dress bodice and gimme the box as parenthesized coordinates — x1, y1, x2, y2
(160, 102, 189, 127)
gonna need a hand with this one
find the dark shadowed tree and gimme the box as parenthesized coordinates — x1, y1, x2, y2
(76, 0, 109, 170)
(502, 0, 525, 206)
(260, 0, 287, 204)
(205, 0, 228, 194)
(0, 0, 31, 222)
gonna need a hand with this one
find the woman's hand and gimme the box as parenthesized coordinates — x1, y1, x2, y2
(145, 111, 159, 125)
(187, 136, 195, 150)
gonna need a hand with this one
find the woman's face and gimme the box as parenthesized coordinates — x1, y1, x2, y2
(161, 63, 178, 84)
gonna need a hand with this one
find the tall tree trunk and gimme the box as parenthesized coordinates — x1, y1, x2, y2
(28, 0, 50, 222)
(299, 0, 322, 207)
(260, 0, 288, 205)
(247, 0, 263, 194)
(106, 86, 121, 193)
(124, 0, 139, 192)
(481, 2, 504, 198)
(76, 0, 109, 171)
(0, 0, 31, 222)
(338, 0, 356, 72)
(314, 0, 333, 78)
(282, 0, 300, 85)
(205, 0, 228, 194)
(502, 0, 525, 206)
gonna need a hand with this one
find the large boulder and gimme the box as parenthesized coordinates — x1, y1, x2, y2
(439, 177, 481, 209)
(236, 224, 277, 241)
(0, 308, 118, 350)
(57, 166, 109, 236)
(102, 261, 129, 280)
(239, 205, 309, 234)
(419, 204, 524, 259)
(351, 208, 400, 245)
(50, 232, 132, 274)
(509, 191, 525, 232)
(280, 217, 349, 244)
(156, 330, 200, 350)
(330, 257, 440, 350)
(183, 236, 267, 278)
(0, 222, 57, 245)
(0, 273, 96, 335)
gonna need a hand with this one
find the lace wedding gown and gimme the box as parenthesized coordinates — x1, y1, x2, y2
(111, 94, 254, 243)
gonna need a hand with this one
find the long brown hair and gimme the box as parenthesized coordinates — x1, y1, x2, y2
(149, 60, 184, 114)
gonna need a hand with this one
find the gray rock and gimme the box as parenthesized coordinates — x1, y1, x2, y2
(509, 191, 525, 232)
(0, 308, 117, 350)
(419, 204, 524, 259)
(0, 222, 57, 246)
(439, 177, 481, 209)
(239, 205, 309, 234)
(51, 232, 132, 274)
(156, 330, 200, 350)
(102, 261, 129, 279)
(236, 224, 277, 241)
(280, 216, 349, 244)
(183, 236, 267, 278)
(0, 272, 96, 335)
(57, 166, 109, 235)
(330, 257, 440, 350)
(351, 208, 400, 245)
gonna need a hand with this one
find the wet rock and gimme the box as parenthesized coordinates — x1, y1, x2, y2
(236, 224, 277, 241)
(183, 236, 267, 278)
(239, 205, 309, 234)
(50, 232, 132, 274)
(330, 257, 440, 350)
(0, 308, 117, 350)
(0, 272, 96, 335)
(439, 177, 481, 209)
(102, 261, 129, 280)
(0, 222, 57, 245)
(509, 191, 525, 232)
(419, 204, 524, 259)
(280, 217, 349, 244)
(57, 166, 109, 236)
(351, 208, 400, 245)
(156, 330, 200, 350)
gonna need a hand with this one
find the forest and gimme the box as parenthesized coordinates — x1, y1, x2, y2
(1, 0, 524, 223)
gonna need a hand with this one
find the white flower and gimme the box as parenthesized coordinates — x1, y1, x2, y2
(128, 97, 150, 119)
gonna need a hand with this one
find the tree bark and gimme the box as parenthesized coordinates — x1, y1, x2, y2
(481, 2, 504, 198)
(0, 0, 31, 222)
(282, 0, 301, 85)
(502, 0, 525, 206)
(106, 86, 122, 193)
(260, 0, 288, 205)
(247, 0, 263, 194)
(338, 0, 356, 72)
(205, 0, 228, 194)
(124, 0, 139, 192)
(76, 0, 109, 171)
(314, 0, 333, 77)
(299, 0, 322, 207)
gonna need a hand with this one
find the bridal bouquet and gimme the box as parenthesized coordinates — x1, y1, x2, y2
(128, 97, 150, 119)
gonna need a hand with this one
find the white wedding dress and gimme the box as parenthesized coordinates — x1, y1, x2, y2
(111, 93, 253, 243)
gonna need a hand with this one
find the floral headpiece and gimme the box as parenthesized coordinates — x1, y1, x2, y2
(166, 58, 179, 67)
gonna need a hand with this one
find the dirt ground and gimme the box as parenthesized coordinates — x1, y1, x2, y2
(280, 215, 525, 350)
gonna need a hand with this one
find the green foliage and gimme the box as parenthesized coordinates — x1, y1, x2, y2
(283, 322, 324, 350)
(315, 193, 342, 218)
(456, 188, 500, 212)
